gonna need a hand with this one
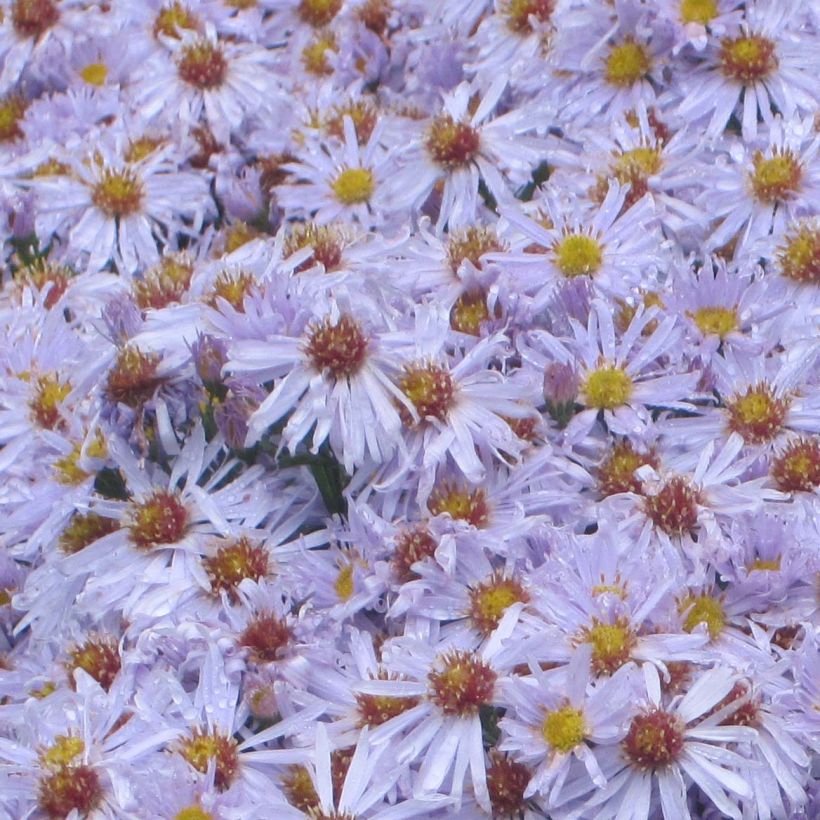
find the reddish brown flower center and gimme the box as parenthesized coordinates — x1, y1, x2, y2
(623, 710, 684, 770)
(29, 373, 71, 430)
(12, 0, 59, 39)
(133, 256, 194, 310)
(428, 482, 490, 528)
(597, 441, 658, 497)
(356, 0, 391, 35)
(240, 613, 293, 663)
(67, 637, 121, 691)
(286, 222, 346, 273)
(778, 223, 820, 285)
(720, 34, 778, 83)
(428, 650, 497, 716)
(771, 437, 820, 492)
(355, 670, 420, 727)
(643, 476, 702, 536)
(709, 682, 760, 727)
(59, 512, 120, 554)
(204, 537, 269, 600)
(725, 382, 789, 444)
(298, 0, 343, 27)
(487, 752, 531, 817)
(127, 490, 189, 549)
(38, 765, 103, 819)
(447, 226, 505, 272)
(392, 526, 438, 581)
(178, 40, 227, 89)
(305, 315, 368, 377)
(325, 101, 378, 144)
(105, 346, 162, 407)
(178, 730, 239, 791)
(504, 0, 555, 34)
(426, 114, 481, 168)
(92, 168, 144, 218)
(399, 362, 455, 422)
(208, 269, 256, 311)
(750, 150, 802, 204)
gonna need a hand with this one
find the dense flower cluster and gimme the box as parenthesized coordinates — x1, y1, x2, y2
(0, 1, 817, 818)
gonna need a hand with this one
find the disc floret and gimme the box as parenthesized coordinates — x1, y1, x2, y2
(623, 709, 684, 770)
(127, 490, 189, 550)
(427, 650, 497, 716)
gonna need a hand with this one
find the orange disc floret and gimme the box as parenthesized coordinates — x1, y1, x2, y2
(425, 114, 480, 168)
(67, 636, 121, 691)
(428, 650, 497, 716)
(719, 34, 778, 84)
(17, 259, 71, 309)
(428, 482, 490, 528)
(204, 537, 269, 600)
(208, 269, 256, 311)
(178, 40, 227, 90)
(239, 613, 293, 663)
(643, 476, 702, 536)
(750, 150, 802, 205)
(304, 315, 368, 377)
(399, 362, 455, 423)
(623, 709, 684, 770)
(771, 437, 820, 492)
(177, 730, 239, 791)
(127, 490, 189, 549)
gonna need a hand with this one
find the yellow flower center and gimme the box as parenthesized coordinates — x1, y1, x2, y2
(428, 482, 490, 528)
(59, 512, 119, 554)
(153, 2, 199, 39)
(41, 736, 85, 768)
(583, 366, 633, 410)
(426, 114, 481, 168)
(582, 620, 635, 675)
(680, 594, 725, 640)
(751, 151, 802, 204)
(468, 573, 528, 635)
(301, 32, 337, 76)
(504, 0, 555, 34)
(175, 807, 213, 820)
(331, 167, 374, 205)
(92, 168, 143, 218)
(80, 62, 107, 86)
(690, 306, 738, 338)
(726, 383, 789, 444)
(542, 705, 586, 753)
(772, 437, 820, 492)
(400, 362, 455, 422)
(680, 0, 717, 25)
(720, 34, 778, 83)
(177, 40, 227, 90)
(178, 730, 239, 792)
(334, 561, 355, 602)
(29, 373, 71, 430)
(747, 557, 781, 572)
(553, 234, 603, 278)
(0, 94, 28, 142)
(605, 40, 650, 87)
(451, 290, 491, 335)
(298, 0, 342, 27)
(778, 223, 819, 285)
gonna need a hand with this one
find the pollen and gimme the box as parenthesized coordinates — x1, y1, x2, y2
(356, 0, 391, 35)
(777, 222, 819, 285)
(133, 255, 194, 310)
(331, 166, 375, 205)
(41, 736, 85, 769)
(208, 270, 256, 313)
(579, 618, 635, 676)
(680, 593, 726, 640)
(690, 306, 738, 338)
(447, 226, 505, 272)
(504, 0, 555, 34)
(298, 0, 342, 27)
(428, 481, 490, 528)
(623, 710, 684, 770)
(0, 94, 28, 142)
(105, 346, 162, 407)
(428, 650, 497, 716)
(67, 636, 121, 691)
(29, 373, 71, 430)
(59, 512, 120, 554)
(605, 39, 651, 88)
(177, 730, 239, 791)
(392, 525, 438, 581)
(542, 704, 586, 753)
(204, 536, 269, 600)
(710, 682, 760, 727)
(468, 572, 529, 635)
(305, 315, 368, 377)
(583, 365, 632, 410)
(725, 382, 789, 444)
(175, 807, 213, 820)
(178, 40, 227, 90)
(399, 362, 455, 422)
(153, 2, 199, 39)
(286, 222, 345, 272)
(680, 0, 717, 25)
(334, 559, 355, 602)
(38, 765, 103, 820)
(281, 765, 319, 812)
(127, 490, 189, 550)
(771, 437, 820, 492)
(597, 440, 659, 497)
(486, 752, 530, 818)
(643, 475, 702, 536)
(325, 100, 377, 144)
(12, 0, 59, 39)
(125, 136, 163, 163)
(425, 114, 481, 168)
(239, 613, 293, 663)
(92, 168, 143, 218)
(747, 556, 781, 572)
(355, 670, 420, 727)
(720, 34, 778, 84)
(301, 32, 337, 76)
(80, 62, 107, 86)
(223, 220, 259, 253)
(553, 233, 603, 278)
(451, 290, 491, 335)
(750, 150, 802, 204)
(610, 146, 662, 207)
